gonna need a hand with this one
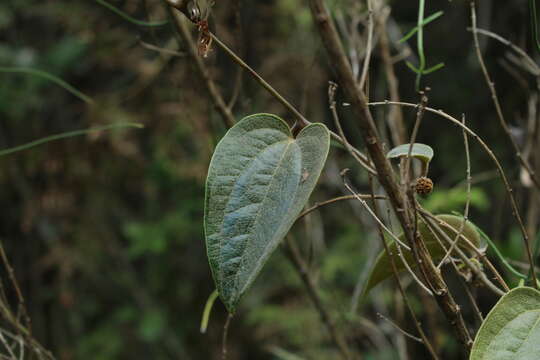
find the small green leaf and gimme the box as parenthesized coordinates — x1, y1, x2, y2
(386, 143, 434, 164)
(470, 286, 540, 360)
(399, 11, 445, 43)
(204, 114, 330, 313)
(363, 214, 481, 297)
(423, 62, 445, 74)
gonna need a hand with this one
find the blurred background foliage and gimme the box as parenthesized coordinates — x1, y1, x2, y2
(0, 0, 538, 359)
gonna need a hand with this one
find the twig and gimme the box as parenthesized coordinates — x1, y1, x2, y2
(403, 91, 428, 193)
(309, 0, 405, 236)
(308, 0, 473, 350)
(470, 1, 540, 194)
(358, 0, 374, 91)
(165, 6, 235, 129)
(0, 240, 30, 331)
(466, 27, 539, 75)
(227, 0, 244, 110)
(438, 115, 472, 268)
(209, 33, 376, 173)
(328, 82, 375, 171)
(366, 175, 439, 360)
(342, 176, 412, 252)
(376, 313, 423, 343)
(377, 7, 406, 146)
(451, 266, 484, 325)
(166, 2, 376, 174)
(297, 194, 386, 220)
(418, 208, 509, 293)
(282, 237, 352, 360)
(0, 331, 17, 360)
(368, 100, 538, 289)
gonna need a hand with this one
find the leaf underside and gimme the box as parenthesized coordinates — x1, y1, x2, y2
(470, 286, 540, 360)
(386, 143, 434, 164)
(204, 114, 330, 313)
(363, 214, 481, 298)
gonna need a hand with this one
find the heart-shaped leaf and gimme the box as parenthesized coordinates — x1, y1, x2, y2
(363, 214, 481, 297)
(470, 286, 540, 360)
(204, 113, 330, 313)
(386, 143, 434, 164)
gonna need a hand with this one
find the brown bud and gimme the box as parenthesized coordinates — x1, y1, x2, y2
(415, 176, 433, 195)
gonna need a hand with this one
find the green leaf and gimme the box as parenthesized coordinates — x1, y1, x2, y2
(399, 11, 445, 44)
(386, 143, 434, 164)
(423, 62, 445, 74)
(363, 214, 481, 297)
(470, 286, 540, 360)
(204, 113, 330, 313)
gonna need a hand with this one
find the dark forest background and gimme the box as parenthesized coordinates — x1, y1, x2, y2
(0, 0, 538, 359)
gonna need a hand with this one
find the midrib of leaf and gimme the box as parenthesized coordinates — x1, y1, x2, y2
(208, 127, 287, 272)
(233, 139, 295, 295)
(515, 311, 540, 357)
(214, 137, 295, 295)
(485, 310, 540, 359)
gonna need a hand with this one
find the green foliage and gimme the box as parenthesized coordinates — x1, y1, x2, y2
(470, 287, 540, 359)
(422, 187, 489, 213)
(204, 114, 330, 312)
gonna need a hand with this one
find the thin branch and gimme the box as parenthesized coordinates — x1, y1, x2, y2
(366, 175, 440, 360)
(329, 82, 375, 171)
(418, 208, 509, 293)
(166, 2, 376, 174)
(403, 91, 428, 193)
(342, 176, 412, 252)
(376, 313, 423, 343)
(341, 173, 437, 299)
(297, 194, 386, 220)
(438, 115, 472, 268)
(451, 266, 484, 325)
(0, 240, 30, 331)
(368, 100, 538, 289)
(466, 27, 539, 75)
(227, 0, 244, 110)
(377, 7, 406, 146)
(358, 0, 374, 91)
(470, 1, 540, 194)
(165, 6, 235, 129)
(418, 211, 506, 296)
(209, 33, 376, 173)
(308, 0, 473, 350)
(0, 331, 17, 360)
